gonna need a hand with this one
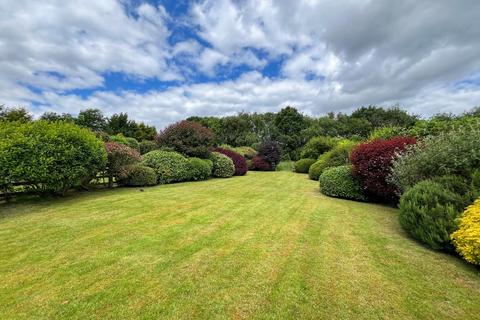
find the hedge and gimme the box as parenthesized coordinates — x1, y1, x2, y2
(210, 152, 235, 178)
(117, 165, 157, 187)
(319, 165, 366, 201)
(141, 150, 191, 184)
(294, 158, 316, 173)
(214, 147, 248, 176)
(308, 140, 357, 180)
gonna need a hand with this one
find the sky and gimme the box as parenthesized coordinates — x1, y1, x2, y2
(1, 0, 479, 129)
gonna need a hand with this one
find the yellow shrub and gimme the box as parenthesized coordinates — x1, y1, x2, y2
(451, 198, 480, 265)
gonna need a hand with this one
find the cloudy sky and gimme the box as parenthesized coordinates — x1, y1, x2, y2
(1, 0, 479, 128)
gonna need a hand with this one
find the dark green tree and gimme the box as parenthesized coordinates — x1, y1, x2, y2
(0, 106, 32, 122)
(76, 108, 107, 132)
(274, 106, 307, 159)
(107, 113, 137, 137)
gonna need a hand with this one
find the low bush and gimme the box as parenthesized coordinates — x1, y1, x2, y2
(141, 150, 191, 184)
(139, 140, 158, 155)
(308, 140, 357, 180)
(125, 137, 140, 151)
(105, 142, 141, 187)
(246, 159, 255, 170)
(188, 157, 212, 181)
(368, 126, 407, 141)
(258, 140, 282, 169)
(210, 152, 235, 178)
(234, 146, 257, 159)
(276, 161, 294, 172)
(451, 198, 480, 265)
(398, 180, 464, 251)
(252, 155, 272, 171)
(351, 136, 416, 201)
(294, 158, 316, 173)
(118, 165, 157, 187)
(300, 136, 338, 159)
(214, 147, 248, 176)
(319, 165, 366, 201)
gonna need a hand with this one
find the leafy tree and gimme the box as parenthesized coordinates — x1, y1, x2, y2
(258, 140, 282, 169)
(107, 113, 137, 137)
(133, 122, 157, 141)
(0, 106, 32, 122)
(76, 108, 107, 131)
(40, 111, 74, 122)
(274, 106, 307, 159)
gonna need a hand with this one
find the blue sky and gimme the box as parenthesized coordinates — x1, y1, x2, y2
(1, 0, 479, 129)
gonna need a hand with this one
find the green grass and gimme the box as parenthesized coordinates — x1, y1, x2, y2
(1, 172, 479, 319)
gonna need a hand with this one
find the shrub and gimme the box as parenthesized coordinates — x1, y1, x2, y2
(389, 124, 480, 193)
(188, 157, 212, 181)
(258, 140, 282, 169)
(125, 137, 140, 151)
(431, 175, 478, 207)
(308, 140, 357, 181)
(252, 155, 272, 171)
(294, 158, 316, 173)
(234, 146, 257, 159)
(141, 150, 191, 184)
(276, 161, 294, 172)
(451, 198, 480, 265)
(157, 120, 215, 158)
(210, 152, 235, 178)
(139, 140, 158, 155)
(246, 159, 254, 170)
(319, 165, 366, 201)
(105, 142, 141, 187)
(214, 147, 248, 176)
(117, 165, 157, 187)
(350, 136, 416, 201)
(109, 133, 129, 145)
(300, 136, 338, 159)
(0, 121, 107, 195)
(398, 180, 464, 251)
(368, 126, 407, 141)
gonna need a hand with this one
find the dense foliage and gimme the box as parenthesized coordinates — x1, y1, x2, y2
(319, 165, 366, 201)
(157, 120, 215, 158)
(139, 140, 158, 155)
(0, 121, 106, 194)
(258, 140, 282, 169)
(141, 150, 191, 184)
(117, 164, 157, 187)
(105, 142, 141, 185)
(252, 155, 272, 171)
(451, 198, 480, 265)
(233, 146, 257, 159)
(398, 180, 464, 251)
(308, 140, 357, 180)
(350, 136, 416, 201)
(210, 152, 235, 178)
(188, 158, 212, 181)
(300, 136, 338, 159)
(274, 106, 308, 159)
(214, 147, 248, 176)
(294, 158, 316, 173)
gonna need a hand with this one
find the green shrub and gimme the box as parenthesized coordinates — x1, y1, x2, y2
(368, 126, 407, 141)
(319, 165, 366, 201)
(246, 159, 254, 170)
(398, 180, 464, 251)
(308, 140, 357, 180)
(0, 121, 107, 195)
(234, 146, 257, 159)
(188, 157, 212, 181)
(139, 140, 158, 155)
(141, 150, 191, 184)
(109, 133, 129, 145)
(294, 158, 316, 173)
(125, 137, 140, 151)
(105, 142, 141, 187)
(431, 175, 478, 207)
(210, 152, 235, 178)
(276, 161, 294, 172)
(300, 136, 338, 159)
(118, 165, 157, 187)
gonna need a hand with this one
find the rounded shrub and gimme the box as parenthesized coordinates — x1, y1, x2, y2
(258, 140, 282, 169)
(139, 140, 158, 155)
(105, 142, 141, 187)
(234, 146, 257, 159)
(188, 157, 212, 181)
(210, 152, 235, 178)
(319, 165, 366, 201)
(252, 155, 272, 171)
(0, 121, 107, 195)
(308, 140, 357, 181)
(350, 136, 416, 201)
(157, 120, 215, 158)
(294, 158, 316, 173)
(118, 165, 157, 187)
(141, 150, 191, 184)
(109, 133, 129, 145)
(214, 147, 248, 176)
(368, 126, 407, 141)
(125, 137, 140, 151)
(300, 136, 338, 159)
(451, 198, 480, 265)
(398, 180, 464, 251)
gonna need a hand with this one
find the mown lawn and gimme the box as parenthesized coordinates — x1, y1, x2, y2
(0, 172, 479, 319)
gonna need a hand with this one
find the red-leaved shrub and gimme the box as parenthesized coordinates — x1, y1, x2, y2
(350, 136, 416, 201)
(214, 147, 248, 175)
(105, 142, 141, 187)
(252, 155, 273, 171)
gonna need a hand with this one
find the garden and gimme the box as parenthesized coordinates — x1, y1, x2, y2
(1, 105, 479, 319)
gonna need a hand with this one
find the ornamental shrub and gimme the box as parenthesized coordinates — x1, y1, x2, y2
(117, 164, 157, 187)
(141, 150, 191, 184)
(368, 126, 407, 141)
(157, 120, 215, 158)
(308, 140, 357, 181)
(234, 146, 257, 159)
(451, 198, 480, 265)
(125, 137, 140, 151)
(252, 155, 272, 171)
(389, 124, 480, 194)
(139, 140, 158, 155)
(109, 133, 129, 145)
(246, 159, 254, 170)
(350, 136, 416, 201)
(294, 158, 316, 173)
(188, 157, 212, 181)
(319, 165, 366, 201)
(214, 147, 248, 176)
(398, 180, 464, 251)
(105, 142, 141, 187)
(300, 136, 338, 159)
(258, 140, 282, 169)
(0, 121, 107, 195)
(210, 152, 235, 178)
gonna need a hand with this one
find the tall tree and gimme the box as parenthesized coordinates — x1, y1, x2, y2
(0, 106, 32, 122)
(76, 108, 107, 132)
(40, 111, 74, 122)
(274, 106, 307, 159)
(107, 113, 137, 137)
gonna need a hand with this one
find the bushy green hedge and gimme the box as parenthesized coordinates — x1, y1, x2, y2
(139, 140, 158, 155)
(398, 180, 464, 251)
(210, 152, 235, 178)
(308, 140, 357, 180)
(294, 158, 316, 173)
(118, 165, 157, 187)
(234, 146, 257, 159)
(0, 121, 107, 194)
(188, 157, 212, 181)
(300, 136, 338, 159)
(125, 137, 140, 151)
(141, 150, 191, 184)
(319, 165, 366, 201)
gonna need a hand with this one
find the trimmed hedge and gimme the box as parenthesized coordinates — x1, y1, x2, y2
(294, 158, 316, 173)
(210, 152, 235, 178)
(188, 157, 212, 181)
(141, 150, 191, 184)
(118, 165, 157, 187)
(308, 140, 357, 180)
(214, 147, 248, 176)
(319, 165, 366, 201)
(451, 198, 480, 265)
